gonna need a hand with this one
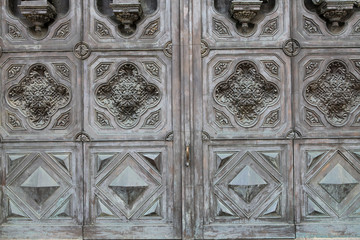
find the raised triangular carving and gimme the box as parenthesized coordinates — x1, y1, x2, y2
(259, 197, 281, 218)
(96, 198, 115, 217)
(258, 152, 280, 170)
(306, 151, 326, 169)
(109, 166, 148, 206)
(216, 152, 236, 170)
(229, 166, 267, 203)
(139, 153, 161, 172)
(49, 153, 71, 171)
(21, 167, 60, 205)
(8, 200, 28, 218)
(143, 199, 161, 217)
(96, 153, 116, 172)
(319, 164, 358, 203)
(216, 198, 235, 217)
(51, 199, 71, 218)
(8, 154, 28, 172)
(307, 197, 329, 217)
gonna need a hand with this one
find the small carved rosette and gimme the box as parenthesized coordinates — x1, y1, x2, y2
(7, 64, 71, 129)
(95, 63, 161, 129)
(213, 61, 280, 128)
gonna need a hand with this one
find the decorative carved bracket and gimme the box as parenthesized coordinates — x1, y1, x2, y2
(110, 0, 143, 35)
(18, 0, 57, 32)
(310, 0, 360, 32)
(230, 0, 264, 29)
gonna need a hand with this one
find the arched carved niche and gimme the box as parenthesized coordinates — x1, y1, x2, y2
(8, 0, 70, 39)
(96, 0, 157, 36)
(304, 0, 360, 34)
(214, 0, 276, 36)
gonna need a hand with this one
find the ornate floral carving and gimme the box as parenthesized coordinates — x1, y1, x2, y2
(262, 60, 280, 77)
(304, 60, 323, 79)
(18, 0, 57, 33)
(303, 16, 322, 34)
(95, 63, 161, 129)
(283, 39, 300, 56)
(230, 0, 263, 29)
(304, 60, 360, 126)
(7, 23, 24, 39)
(142, 109, 161, 128)
(214, 108, 234, 128)
(52, 63, 70, 81)
(351, 59, 360, 74)
(7, 64, 24, 80)
(214, 61, 231, 77)
(262, 109, 280, 127)
(95, 20, 113, 38)
(7, 64, 71, 129)
(6, 111, 25, 130)
(141, 18, 160, 38)
(261, 17, 279, 36)
(163, 41, 173, 58)
(74, 42, 91, 60)
(95, 63, 112, 80)
(52, 110, 71, 129)
(212, 18, 231, 37)
(304, 107, 324, 127)
(201, 40, 210, 57)
(95, 110, 113, 128)
(75, 132, 90, 142)
(52, 20, 71, 39)
(213, 61, 280, 127)
(352, 112, 360, 126)
(143, 62, 160, 79)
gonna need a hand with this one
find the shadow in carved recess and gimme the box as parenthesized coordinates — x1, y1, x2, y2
(304, 0, 360, 34)
(8, 0, 69, 39)
(96, 0, 157, 36)
(214, 0, 275, 36)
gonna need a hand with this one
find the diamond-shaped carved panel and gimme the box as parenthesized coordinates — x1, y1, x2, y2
(0, 53, 82, 141)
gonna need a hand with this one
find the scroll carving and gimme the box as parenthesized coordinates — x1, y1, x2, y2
(304, 60, 360, 126)
(95, 63, 161, 129)
(213, 61, 280, 127)
(7, 64, 71, 129)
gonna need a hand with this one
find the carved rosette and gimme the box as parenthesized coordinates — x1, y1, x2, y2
(304, 60, 360, 126)
(213, 61, 280, 127)
(95, 63, 161, 129)
(7, 64, 71, 129)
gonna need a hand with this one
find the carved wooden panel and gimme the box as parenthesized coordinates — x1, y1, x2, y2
(202, 0, 290, 48)
(0, 142, 83, 239)
(293, 0, 360, 47)
(83, 0, 171, 50)
(83, 141, 180, 239)
(83, 52, 172, 141)
(294, 49, 360, 138)
(202, 50, 292, 139)
(0, 0, 81, 51)
(0, 53, 82, 141)
(201, 140, 294, 239)
(295, 139, 360, 238)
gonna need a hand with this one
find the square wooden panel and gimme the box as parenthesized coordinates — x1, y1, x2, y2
(0, 52, 82, 141)
(83, 141, 180, 239)
(83, 51, 173, 141)
(0, 0, 81, 51)
(201, 140, 294, 239)
(201, 0, 290, 48)
(293, 49, 360, 138)
(0, 142, 83, 239)
(83, 0, 172, 50)
(202, 49, 292, 139)
(292, 0, 360, 48)
(294, 139, 360, 238)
